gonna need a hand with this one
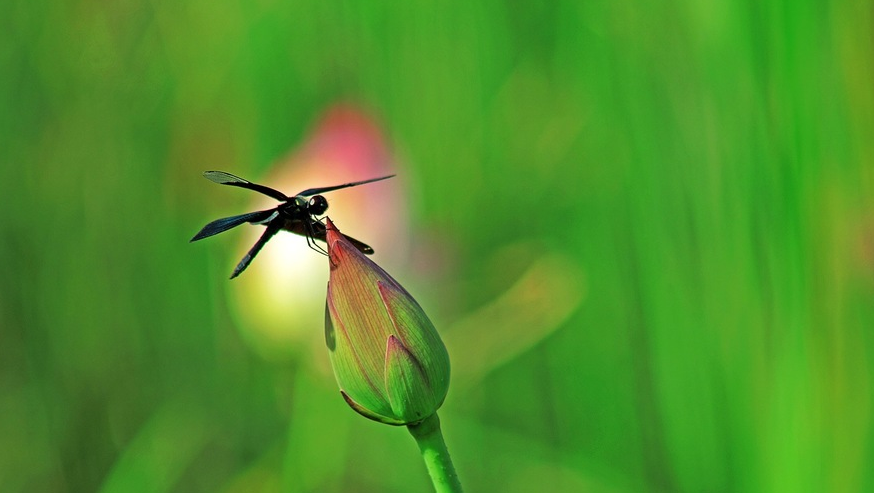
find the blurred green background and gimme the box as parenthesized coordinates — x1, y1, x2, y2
(2, 1, 873, 492)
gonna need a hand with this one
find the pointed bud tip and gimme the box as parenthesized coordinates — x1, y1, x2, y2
(325, 217, 359, 266)
(325, 217, 339, 241)
(386, 334, 402, 350)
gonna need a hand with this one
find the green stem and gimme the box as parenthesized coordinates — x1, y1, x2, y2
(407, 413, 463, 493)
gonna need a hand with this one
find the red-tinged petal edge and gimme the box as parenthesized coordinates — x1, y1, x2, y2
(340, 390, 406, 426)
(325, 218, 346, 265)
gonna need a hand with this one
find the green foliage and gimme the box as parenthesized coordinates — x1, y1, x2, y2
(1, 0, 872, 491)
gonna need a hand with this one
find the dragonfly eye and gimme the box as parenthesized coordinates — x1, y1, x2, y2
(308, 195, 329, 216)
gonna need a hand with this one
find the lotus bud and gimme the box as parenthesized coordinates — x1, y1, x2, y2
(324, 218, 450, 425)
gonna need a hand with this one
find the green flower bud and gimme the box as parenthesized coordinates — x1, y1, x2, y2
(324, 219, 450, 426)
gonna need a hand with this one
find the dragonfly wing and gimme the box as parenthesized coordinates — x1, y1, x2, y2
(203, 170, 249, 184)
(342, 234, 375, 255)
(203, 171, 288, 201)
(191, 209, 276, 242)
(296, 175, 395, 197)
(306, 221, 375, 255)
(230, 221, 281, 279)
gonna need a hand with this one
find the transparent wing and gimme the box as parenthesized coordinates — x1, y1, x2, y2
(203, 171, 288, 201)
(296, 175, 395, 197)
(190, 209, 276, 242)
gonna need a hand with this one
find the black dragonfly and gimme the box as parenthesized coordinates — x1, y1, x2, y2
(191, 171, 393, 278)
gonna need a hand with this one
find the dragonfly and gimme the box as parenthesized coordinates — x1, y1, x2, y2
(191, 170, 394, 279)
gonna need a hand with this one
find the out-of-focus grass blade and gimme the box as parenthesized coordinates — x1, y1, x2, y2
(445, 248, 585, 389)
(98, 402, 207, 493)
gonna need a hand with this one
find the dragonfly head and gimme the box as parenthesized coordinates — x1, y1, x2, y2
(307, 195, 329, 216)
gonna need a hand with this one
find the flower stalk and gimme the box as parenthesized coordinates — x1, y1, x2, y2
(408, 414, 463, 493)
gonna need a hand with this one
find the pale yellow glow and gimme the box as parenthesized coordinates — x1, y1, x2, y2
(230, 228, 328, 357)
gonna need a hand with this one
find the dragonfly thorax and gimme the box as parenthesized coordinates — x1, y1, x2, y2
(279, 197, 308, 217)
(278, 195, 329, 219)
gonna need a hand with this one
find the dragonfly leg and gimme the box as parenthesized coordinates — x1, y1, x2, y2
(304, 219, 329, 257)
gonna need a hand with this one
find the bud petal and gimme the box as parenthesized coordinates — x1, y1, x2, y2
(378, 282, 450, 409)
(325, 296, 393, 418)
(384, 335, 434, 423)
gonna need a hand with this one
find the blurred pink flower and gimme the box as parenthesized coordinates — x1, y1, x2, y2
(230, 105, 407, 360)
